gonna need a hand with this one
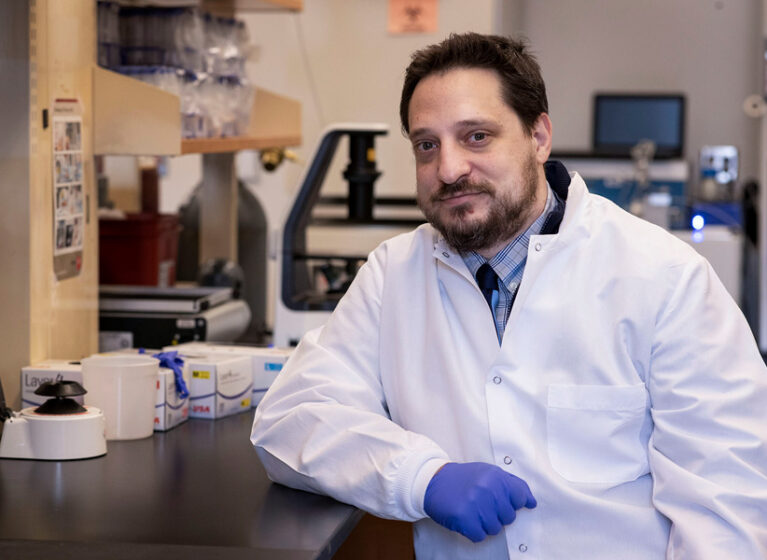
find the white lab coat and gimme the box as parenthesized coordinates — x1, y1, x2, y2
(251, 172, 767, 559)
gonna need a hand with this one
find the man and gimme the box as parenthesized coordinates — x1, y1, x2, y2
(251, 33, 767, 559)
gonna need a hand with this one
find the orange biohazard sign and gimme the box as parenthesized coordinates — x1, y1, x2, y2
(388, 0, 438, 34)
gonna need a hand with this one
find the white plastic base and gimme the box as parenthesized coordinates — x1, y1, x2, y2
(0, 406, 106, 461)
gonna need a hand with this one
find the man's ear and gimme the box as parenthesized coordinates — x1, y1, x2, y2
(531, 113, 552, 164)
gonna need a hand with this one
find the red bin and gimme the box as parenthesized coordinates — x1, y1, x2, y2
(99, 213, 180, 287)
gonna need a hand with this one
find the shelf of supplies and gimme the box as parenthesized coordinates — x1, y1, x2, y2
(182, 87, 301, 153)
(94, 66, 301, 156)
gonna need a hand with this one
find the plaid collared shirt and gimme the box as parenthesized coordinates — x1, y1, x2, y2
(462, 183, 561, 342)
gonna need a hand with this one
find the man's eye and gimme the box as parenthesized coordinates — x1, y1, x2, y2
(470, 132, 487, 142)
(416, 141, 435, 152)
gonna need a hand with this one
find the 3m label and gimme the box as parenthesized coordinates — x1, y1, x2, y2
(193, 370, 210, 379)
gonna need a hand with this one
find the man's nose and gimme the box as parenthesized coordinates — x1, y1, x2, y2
(437, 143, 470, 185)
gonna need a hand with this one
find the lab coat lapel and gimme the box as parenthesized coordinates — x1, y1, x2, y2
(433, 241, 501, 359)
(505, 172, 591, 337)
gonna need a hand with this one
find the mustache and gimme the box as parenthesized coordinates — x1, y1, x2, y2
(431, 179, 494, 203)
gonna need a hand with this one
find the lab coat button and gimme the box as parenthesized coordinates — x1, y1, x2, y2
(519, 543, 528, 553)
(503, 456, 512, 465)
(493, 376, 502, 385)
(534, 243, 542, 251)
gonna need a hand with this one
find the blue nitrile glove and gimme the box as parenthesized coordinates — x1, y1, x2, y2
(150, 350, 190, 399)
(424, 462, 537, 543)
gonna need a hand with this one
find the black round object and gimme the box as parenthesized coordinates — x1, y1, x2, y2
(33, 381, 88, 415)
(34, 380, 87, 398)
(35, 397, 87, 415)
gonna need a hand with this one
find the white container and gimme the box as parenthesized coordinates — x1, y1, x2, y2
(81, 354, 159, 440)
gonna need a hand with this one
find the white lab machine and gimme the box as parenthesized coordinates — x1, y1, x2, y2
(99, 285, 251, 350)
(274, 123, 422, 347)
(0, 380, 107, 461)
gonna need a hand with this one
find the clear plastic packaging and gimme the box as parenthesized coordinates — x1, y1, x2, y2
(179, 70, 208, 139)
(97, 1, 121, 68)
(97, 2, 254, 139)
(174, 8, 205, 73)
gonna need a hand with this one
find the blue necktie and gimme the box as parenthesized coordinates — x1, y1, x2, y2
(476, 263, 499, 311)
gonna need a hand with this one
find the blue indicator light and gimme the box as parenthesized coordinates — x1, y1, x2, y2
(691, 214, 705, 231)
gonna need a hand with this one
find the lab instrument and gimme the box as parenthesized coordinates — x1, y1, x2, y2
(274, 123, 424, 346)
(0, 379, 107, 461)
(99, 285, 251, 349)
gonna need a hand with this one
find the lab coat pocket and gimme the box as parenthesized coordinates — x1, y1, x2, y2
(546, 383, 650, 484)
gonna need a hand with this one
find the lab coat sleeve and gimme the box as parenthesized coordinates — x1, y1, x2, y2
(250, 243, 450, 521)
(647, 254, 767, 559)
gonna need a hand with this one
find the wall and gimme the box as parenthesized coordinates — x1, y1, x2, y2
(0, 1, 31, 408)
(518, 0, 762, 182)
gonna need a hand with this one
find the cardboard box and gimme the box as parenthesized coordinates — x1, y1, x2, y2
(184, 354, 252, 419)
(164, 342, 293, 406)
(155, 366, 191, 431)
(21, 360, 84, 408)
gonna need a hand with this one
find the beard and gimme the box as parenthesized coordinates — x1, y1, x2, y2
(417, 152, 541, 254)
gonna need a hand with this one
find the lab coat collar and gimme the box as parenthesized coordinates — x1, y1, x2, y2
(545, 160, 571, 201)
(541, 160, 570, 235)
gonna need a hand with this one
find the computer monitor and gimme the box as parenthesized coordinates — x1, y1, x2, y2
(593, 94, 685, 159)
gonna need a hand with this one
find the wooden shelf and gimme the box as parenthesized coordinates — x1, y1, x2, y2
(181, 134, 300, 154)
(201, 0, 303, 15)
(94, 67, 301, 156)
(183, 86, 302, 153)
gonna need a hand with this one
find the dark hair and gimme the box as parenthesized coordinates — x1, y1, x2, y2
(399, 32, 548, 136)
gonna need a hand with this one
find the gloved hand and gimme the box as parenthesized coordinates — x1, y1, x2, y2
(424, 462, 537, 543)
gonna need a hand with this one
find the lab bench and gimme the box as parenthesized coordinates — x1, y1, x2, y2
(0, 411, 364, 559)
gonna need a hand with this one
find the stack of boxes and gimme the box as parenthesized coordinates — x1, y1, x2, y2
(163, 342, 293, 413)
(19, 343, 291, 429)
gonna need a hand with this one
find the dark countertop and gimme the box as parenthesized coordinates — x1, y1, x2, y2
(0, 410, 364, 559)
